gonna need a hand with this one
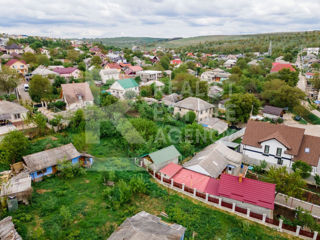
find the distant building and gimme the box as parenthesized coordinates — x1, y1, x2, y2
(5, 43, 23, 55)
(0, 101, 28, 127)
(223, 59, 236, 69)
(5, 59, 28, 75)
(201, 68, 231, 83)
(99, 69, 120, 83)
(174, 97, 214, 122)
(270, 62, 296, 73)
(60, 82, 94, 110)
(31, 65, 58, 77)
(109, 78, 139, 99)
(108, 211, 186, 240)
(137, 70, 163, 82)
(53, 67, 80, 79)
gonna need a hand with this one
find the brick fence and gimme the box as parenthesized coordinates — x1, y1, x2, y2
(143, 166, 319, 240)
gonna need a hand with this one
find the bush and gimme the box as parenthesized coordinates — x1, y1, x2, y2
(292, 160, 312, 178)
(182, 111, 196, 124)
(57, 161, 86, 179)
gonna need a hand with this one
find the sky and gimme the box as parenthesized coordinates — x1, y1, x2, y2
(0, 0, 320, 39)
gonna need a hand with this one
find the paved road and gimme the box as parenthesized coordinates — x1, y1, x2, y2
(16, 82, 32, 103)
(297, 72, 307, 92)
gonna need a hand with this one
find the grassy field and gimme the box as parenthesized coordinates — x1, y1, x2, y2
(0, 135, 297, 240)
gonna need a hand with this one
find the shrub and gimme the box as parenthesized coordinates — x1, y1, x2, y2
(292, 160, 312, 178)
(57, 161, 86, 179)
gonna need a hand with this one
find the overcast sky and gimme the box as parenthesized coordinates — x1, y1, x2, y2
(0, 0, 319, 39)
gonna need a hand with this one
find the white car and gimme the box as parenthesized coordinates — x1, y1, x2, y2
(23, 84, 29, 92)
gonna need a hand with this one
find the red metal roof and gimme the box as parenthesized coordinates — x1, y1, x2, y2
(172, 168, 210, 192)
(170, 59, 182, 65)
(5, 59, 26, 66)
(53, 67, 78, 74)
(218, 174, 275, 210)
(270, 62, 296, 73)
(205, 178, 220, 196)
(159, 163, 183, 178)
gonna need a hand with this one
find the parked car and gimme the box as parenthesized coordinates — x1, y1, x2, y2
(23, 84, 29, 92)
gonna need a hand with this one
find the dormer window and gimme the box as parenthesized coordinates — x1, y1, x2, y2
(77, 94, 83, 100)
(305, 148, 310, 153)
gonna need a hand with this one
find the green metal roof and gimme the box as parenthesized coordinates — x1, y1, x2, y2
(149, 145, 181, 165)
(117, 78, 138, 89)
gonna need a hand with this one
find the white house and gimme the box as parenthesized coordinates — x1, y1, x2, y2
(61, 82, 94, 110)
(99, 69, 120, 83)
(0, 101, 28, 126)
(174, 97, 214, 122)
(109, 78, 139, 99)
(241, 120, 320, 175)
(137, 70, 162, 82)
(201, 68, 231, 83)
(23, 46, 35, 54)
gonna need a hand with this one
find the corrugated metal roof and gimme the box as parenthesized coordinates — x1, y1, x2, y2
(117, 78, 138, 89)
(149, 145, 181, 165)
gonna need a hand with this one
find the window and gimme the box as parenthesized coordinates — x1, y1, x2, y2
(14, 113, 21, 119)
(264, 145, 270, 154)
(276, 148, 282, 157)
(277, 158, 283, 165)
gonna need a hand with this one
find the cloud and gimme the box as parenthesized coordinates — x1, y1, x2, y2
(0, 0, 319, 38)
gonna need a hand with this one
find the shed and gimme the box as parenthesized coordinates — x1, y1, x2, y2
(0, 216, 22, 240)
(143, 145, 181, 172)
(262, 105, 284, 119)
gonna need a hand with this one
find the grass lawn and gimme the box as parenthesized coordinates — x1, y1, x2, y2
(1, 138, 295, 240)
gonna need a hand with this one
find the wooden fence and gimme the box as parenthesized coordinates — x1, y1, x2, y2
(145, 166, 319, 240)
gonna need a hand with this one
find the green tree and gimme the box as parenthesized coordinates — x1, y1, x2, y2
(265, 166, 306, 198)
(33, 113, 47, 136)
(67, 50, 80, 63)
(101, 94, 118, 106)
(0, 66, 22, 94)
(140, 86, 152, 97)
(154, 91, 163, 100)
(311, 73, 320, 90)
(29, 75, 52, 102)
(69, 109, 85, 132)
(36, 54, 50, 66)
(314, 174, 320, 188)
(160, 56, 170, 70)
(183, 111, 196, 124)
(262, 79, 305, 108)
(0, 131, 29, 164)
(124, 90, 137, 99)
(225, 93, 260, 124)
(22, 52, 36, 64)
(91, 56, 102, 67)
(129, 118, 158, 141)
(292, 160, 312, 179)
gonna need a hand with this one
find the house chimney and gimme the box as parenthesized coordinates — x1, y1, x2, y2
(239, 173, 243, 183)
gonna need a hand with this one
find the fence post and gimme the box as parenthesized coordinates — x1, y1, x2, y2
(182, 184, 185, 191)
(313, 231, 318, 240)
(232, 203, 236, 212)
(171, 179, 174, 188)
(262, 214, 266, 223)
(218, 198, 222, 207)
(279, 219, 283, 232)
(205, 193, 208, 202)
(193, 188, 196, 197)
(295, 226, 300, 236)
(153, 170, 156, 178)
(161, 174, 163, 183)
(247, 208, 250, 217)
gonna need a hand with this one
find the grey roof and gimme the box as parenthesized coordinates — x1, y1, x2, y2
(108, 211, 186, 240)
(174, 97, 214, 111)
(31, 66, 58, 76)
(149, 145, 181, 165)
(162, 93, 181, 105)
(0, 101, 28, 120)
(0, 217, 22, 240)
(183, 142, 242, 178)
(5, 44, 22, 50)
(61, 82, 94, 105)
(262, 105, 283, 116)
(1, 171, 32, 197)
(23, 143, 80, 172)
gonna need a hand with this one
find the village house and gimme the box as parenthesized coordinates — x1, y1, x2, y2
(174, 97, 214, 122)
(201, 68, 231, 83)
(99, 69, 120, 83)
(107, 211, 186, 240)
(208, 85, 223, 98)
(60, 82, 94, 110)
(262, 105, 284, 120)
(109, 78, 139, 99)
(270, 62, 296, 73)
(142, 145, 181, 172)
(53, 67, 80, 79)
(0, 217, 22, 240)
(0, 101, 28, 127)
(23, 45, 35, 54)
(241, 120, 320, 175)
(124, 65, 143, 76)
(22, 143, 93, 181)
(137, 70, 163, 82)
(183, 142, 243, 178)
(161, 93, 182, 107)
(170, 59, 182, 66)
(5, 44, 23, 55)
(104, 62, 121, 71)
(31, 65, 58, 77)
(223, 59, 237, 69)
(140, 80, 164, 90)
(159, 163, 275, 217)
(5, 59, 28, 75)
(304, 47, 320, 55)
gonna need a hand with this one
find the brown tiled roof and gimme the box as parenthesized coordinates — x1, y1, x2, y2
(61, 82, 94, 105)
(242, 120, 305, 155)
(294, 135, 320, 167)
(262, 105, 283, 116)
